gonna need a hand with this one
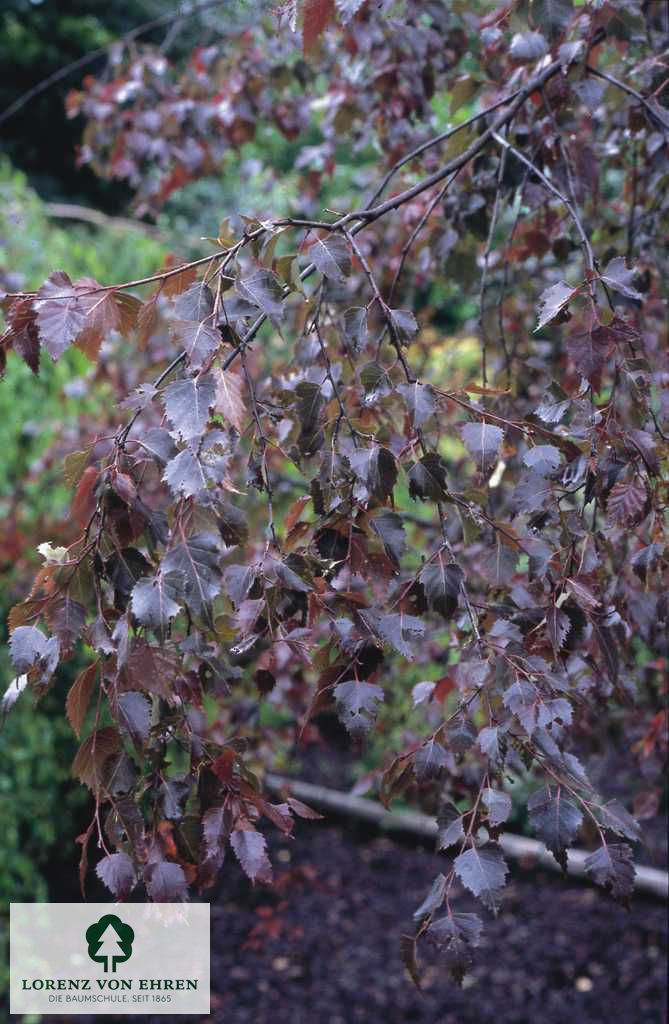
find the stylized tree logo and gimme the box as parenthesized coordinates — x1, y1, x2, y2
(86, 914, 134, 973)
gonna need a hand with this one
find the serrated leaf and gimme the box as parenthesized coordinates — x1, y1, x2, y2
(511, 471, 554, 515)
(427, 911, 483, 985)
(398, 381, 437, 428)
(173, 282, 214, 321)
(584, 843, 635, 906)
(532, 0, 573, 40)
(504, 680, 572, 736)
(214, 367, 245, 430)
(600, 257, 642, 300)
(414, 873, 448, 922)
(335, 0, 364, 23)
(460, 422, 504, 473)
(528, 785, 582, 871)
(34, 271, 86, 359)
(236, 268, 284, 323)
(145, 860, 188, 901)
(72, 726, 121, 792)
(437, 803, 466, 849)
(479, 542, 518, 588)
(66, 662, 98, 738)
(117, 692, 151, 752)
(342, 306, 367, 353)
(370, 611, 425, 659)
(478, 726, 501, 764)
(535, 281, 576, 332)
(389, 308, 418, 344)
(598, 799, 641, 842)
(510, 31, 549, 60)
(419, 557, 463, 619)
(546, 604, 571, 656)
(568, 328, 611, 387)
(9, 625, 60, 682)
(163, 448, 208, 499)
(482, 788, 512, 826)
(170, 318, 220, 371)
(359, 362, 392, 404)
(607, 479, 648, 527)
(162, 374, 216, 441)
(131, 572, 182, 632)
(414, 738, 448, 780)
(349, 446, 398, 502)
(96, 852, 137, 900)
(218, 501, 249, 546)
(303, 0, 336, 54)
(370, 510, 406, 566)
(160, 777, 192, 819)
(535, 383, 570, 423)
(162, 532, 222, 623)
(119, 643, 176, 700)
(309, 233, 351, 282)
(140, 427, 178, 466)
(231, 828, 273, 883)
(47, 596, 86, 654)
(334, 679, 384, 736)
(408, 453, 449, 502)
(447, 717, 477, 754)
(428, 912, 483, 948)
(523, 445, 562, 476)
(454, 843, 508, 911)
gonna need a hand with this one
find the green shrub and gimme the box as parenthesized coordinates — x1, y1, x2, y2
(0, 161, 166, 913)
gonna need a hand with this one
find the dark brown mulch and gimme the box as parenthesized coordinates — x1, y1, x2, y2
(38, 815, 667, 1024)
(205, 820, 667, 1024)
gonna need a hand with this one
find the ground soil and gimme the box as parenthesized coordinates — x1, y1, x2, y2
(51, 814, 667, 1024)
